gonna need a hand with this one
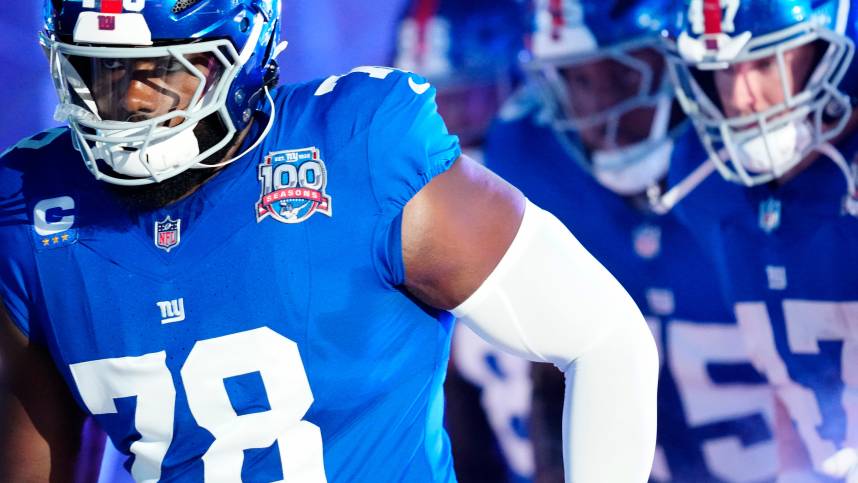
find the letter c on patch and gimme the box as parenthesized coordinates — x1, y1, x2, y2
(34, 196, 76, 236)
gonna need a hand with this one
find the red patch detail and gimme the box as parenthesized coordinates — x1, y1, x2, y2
(549, 0, 565, 41)
(705, 38, 719, 50)
(703, 0, 723, 35)
(412, 0, 439, 63)
(158, 232, 176, 249)
(101, 0, 123, 14)
(98, 15, 116, 30)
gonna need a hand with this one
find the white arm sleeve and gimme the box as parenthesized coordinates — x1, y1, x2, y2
(451, 199, 659, 483)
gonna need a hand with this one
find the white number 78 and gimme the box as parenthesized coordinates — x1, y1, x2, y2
(70, 327, 326, 482)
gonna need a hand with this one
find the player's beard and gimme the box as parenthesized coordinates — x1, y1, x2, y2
(106, 115, 239, 211)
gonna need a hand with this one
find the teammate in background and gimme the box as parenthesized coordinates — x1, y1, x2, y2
(662, 0, 858, 481)
(485, 0, 778, 481)
(393, 1, 534, 481)
(0, 1, 658, 482)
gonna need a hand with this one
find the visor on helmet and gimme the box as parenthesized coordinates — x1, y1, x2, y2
(62, 51, 223, 125)
(44, 36, 245, 185)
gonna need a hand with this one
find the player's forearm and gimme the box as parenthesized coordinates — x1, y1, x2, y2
(451, 199, 658, 482)
(0, 306, 85, 483)
(561, 315, 658, 482)
(0, 391, 77, 483)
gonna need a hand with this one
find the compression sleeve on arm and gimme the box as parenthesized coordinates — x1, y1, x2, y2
(451, 199, 659, 483)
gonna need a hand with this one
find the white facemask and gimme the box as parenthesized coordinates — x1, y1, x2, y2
(592, 137, 673, 195)
(735, 119, 812, 176)
(590, 93, 673, 196)
(91, 123, 201, 179)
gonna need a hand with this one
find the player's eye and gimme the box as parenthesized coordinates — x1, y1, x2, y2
(567, 72, 590, 90)
(754, 56, 777, 71)
(100, 59, 125, 71)
(164, 58, 186, 73)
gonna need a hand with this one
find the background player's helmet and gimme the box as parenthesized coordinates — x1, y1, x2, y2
(667, 0, 857, 186)
(42, 0, 282, 185)
(393, 0, 524, 149)
(522, 0, 680, 195)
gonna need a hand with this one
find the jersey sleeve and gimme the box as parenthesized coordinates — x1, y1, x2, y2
(368, 70, 462, 286)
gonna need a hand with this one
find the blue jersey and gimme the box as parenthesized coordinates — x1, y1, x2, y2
(0, 67, 462, 482)
(485, 92, 777, 482)
(669, 130, 858, 475)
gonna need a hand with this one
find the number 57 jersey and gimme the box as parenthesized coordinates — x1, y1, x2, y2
(668, 132, 858, 474)
(0, 68, 463, 482)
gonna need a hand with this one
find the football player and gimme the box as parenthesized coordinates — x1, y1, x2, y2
(393, 1, 534, 482)
(485, 0, 778, 481)
(0, 1, 658, 482)
(662, 0, 858, 480)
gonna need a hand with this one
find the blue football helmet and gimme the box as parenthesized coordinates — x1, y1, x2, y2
(393, 0, 524, 148)
(41, 0, 282, 185)
(667, 0, 857, 187)
(522, 0, 682, 195)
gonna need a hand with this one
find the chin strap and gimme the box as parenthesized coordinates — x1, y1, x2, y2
(815, 142, 858, 217)
(203, 84, 277, 169)
(649, 143, 858, 216)
(203, 41, 288, 170)
(647, 157, 717, 215)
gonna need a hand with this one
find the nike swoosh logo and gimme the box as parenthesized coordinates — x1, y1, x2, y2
(408, 77, 431, 95)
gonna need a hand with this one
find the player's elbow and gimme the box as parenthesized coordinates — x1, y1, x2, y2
(573, 298, 658, 395)
(595, 290, 657, 376)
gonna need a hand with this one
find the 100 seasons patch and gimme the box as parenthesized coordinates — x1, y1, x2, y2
(256, 147, 333, 224)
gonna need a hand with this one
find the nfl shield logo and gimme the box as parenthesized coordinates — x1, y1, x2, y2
(633, 225, 662, 260)
(758, 198, 781, 233)
(155, 216, 181, 252)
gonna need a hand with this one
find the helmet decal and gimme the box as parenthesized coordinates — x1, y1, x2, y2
(81, 0, 145, 13)
(532, 0, 596, 59)
(549, 0, 565, 41)
(393, 0, 524, 146)
(394, 0, 452, 78)
(75, 0, 151, 45)
(691, 0, 739, 36)
(679, 0, 750, 67)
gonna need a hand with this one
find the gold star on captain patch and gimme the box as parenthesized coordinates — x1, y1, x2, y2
(52, 236, 60, 244)
(42, 238, 50, 246)
(61, 234, 70, 241)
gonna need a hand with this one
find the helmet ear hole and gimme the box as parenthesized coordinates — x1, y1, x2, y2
(259, 19, 281, 88)
(263, 59, 280, 88)
(172, 0, 204, 15)
(823, 98, 849, 123)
